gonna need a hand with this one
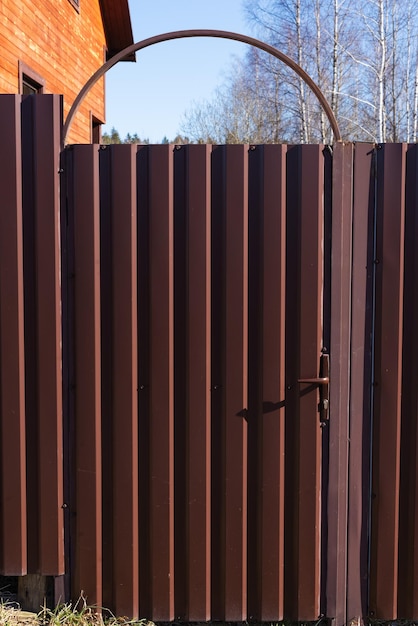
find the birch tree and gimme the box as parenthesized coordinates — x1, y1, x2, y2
(180, 0, 418, 143)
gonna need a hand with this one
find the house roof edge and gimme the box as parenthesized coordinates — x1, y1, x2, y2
(100, 0, 136, 62)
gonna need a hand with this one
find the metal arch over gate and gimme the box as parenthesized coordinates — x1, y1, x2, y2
(62, 29, 342, 145)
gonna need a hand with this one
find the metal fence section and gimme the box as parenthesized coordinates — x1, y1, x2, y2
(0, 95, 64, 577)
(59, 140, 326, 621)
(3, 94, 418, 623)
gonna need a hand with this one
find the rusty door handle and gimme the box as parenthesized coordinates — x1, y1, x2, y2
(298, 353, 329, 422)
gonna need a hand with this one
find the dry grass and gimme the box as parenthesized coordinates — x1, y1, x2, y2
(0, 596, 148, 626)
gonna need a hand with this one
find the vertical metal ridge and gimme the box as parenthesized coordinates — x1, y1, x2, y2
(210, 145, 248, 621)
(248, 145, 286, 621)
(285, 145, 324, 621)
(185, 144, 212, 621)
(174, 144, 188, 622)
(346, 143, 375, 622)
(70, 145, 102, 606)
(188, 144, 212, 620)
(327, 142, 353, 626)
(224, 145, 248, 621)
(370, 143, 406, 619)
(0, 95, 27, 574)
(136, 145, 151, 618)
(99, 144, 113, 612)
(284, 145, 300, 619)
(397, 143, 418, 619)
(259, 144, 286, 621)
(210, 145, 226, 620)
(21, 95, 40, 574)
(32, 95, 65, 575)
(101, 145, 139, 617)
(148, 145, 175, 621)
(174, 144, 212, 621)
(297, 144, 323, 621)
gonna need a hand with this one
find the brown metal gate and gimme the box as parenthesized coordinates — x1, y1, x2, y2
(3, 94, 418, 624)
(59, 139, 327, 621)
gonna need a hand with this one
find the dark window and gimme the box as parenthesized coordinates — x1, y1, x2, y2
(91, 115, 103, 144)
(19, 62, 45, 94)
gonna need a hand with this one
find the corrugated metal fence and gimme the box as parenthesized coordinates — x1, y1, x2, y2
(0, 94, 417, 624)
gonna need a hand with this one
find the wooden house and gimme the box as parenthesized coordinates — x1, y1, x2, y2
(0, 0, 134, 142)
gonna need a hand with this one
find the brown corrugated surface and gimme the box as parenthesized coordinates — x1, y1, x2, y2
(297, 145, 323, 620)
(11, 94, 418, 622)
(99, 145, 139, 617)
(223, 145, 248, 622)
(173, 145, 212, 621)
(346, 143, 375, 621)
(326, 143, 353, 626)
(369, 144, 406, 619)
(285, 145, 323, 621)
(247, 145, 286, 621)
(398, 144, 418, 619)
(69, 145, 103, 607)
(211, 145, 249, 621)
(148, 145, 175, 621)
(30, 96, 64, 575)
(0, 95, 27, 575)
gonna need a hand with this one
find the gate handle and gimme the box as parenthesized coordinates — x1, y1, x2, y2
(298, 353, 329, 422)
(297, 376, 329, 384)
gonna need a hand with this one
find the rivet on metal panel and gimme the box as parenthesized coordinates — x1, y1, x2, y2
(249, 145, 256, 151)
(174, 145, 182, 150)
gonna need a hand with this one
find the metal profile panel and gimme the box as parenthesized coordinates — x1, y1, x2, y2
(148, 145, 175, 621)
(211, 145, 248, 622)
(21, 95, 39, 575)
(99, 145, 139, 617)
(285, 145, 324, 621)
(346, 143, 375, 621)
(210, 145, 226, 620)
(0, 95, 27, 574)
(223, 145, 248, 622)
(68, 145, 103, 607)
(29, 95, 64, 575)
(247, 145, 286, 621)
(136, 145, 151, 618)
(398, 144, 418, 619)
(174, 145, 212, 621)
(369, 143, 406, 619)
(327, 142, 353, 626)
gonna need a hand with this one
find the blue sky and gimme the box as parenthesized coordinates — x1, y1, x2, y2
(102, 1, 249, 142)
